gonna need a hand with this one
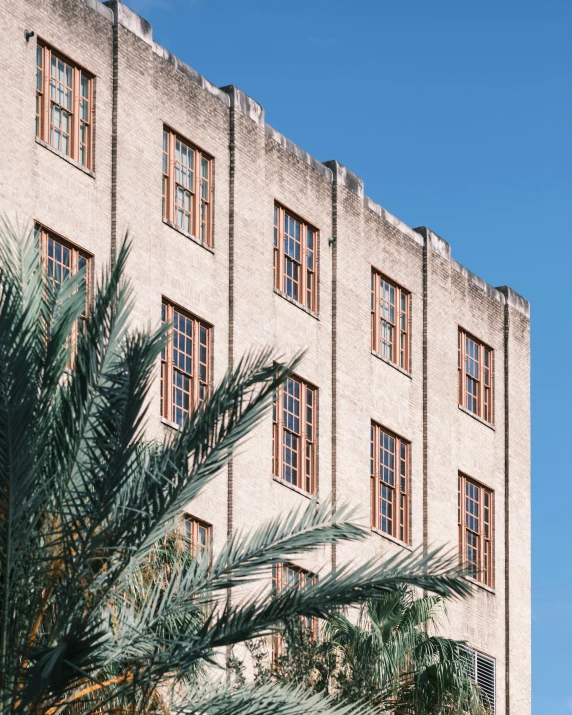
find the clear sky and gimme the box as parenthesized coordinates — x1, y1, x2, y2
(126, 0, 570, 709)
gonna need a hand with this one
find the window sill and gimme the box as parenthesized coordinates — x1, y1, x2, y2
(162, 218, 215, 253)
(371, 527, 412, 551)
(273, 476, 316, 500)
(371, 350, 412, 379)
(466, 576, 496, 595)
(458, 405, 495, 431)
(273, 289, 319, 320)
(36, 137, 95, 178)
(161, 416, 180, 431)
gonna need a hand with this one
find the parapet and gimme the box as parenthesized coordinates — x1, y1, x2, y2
(82, 0, 113, 22)
(415, 227, 530, 318)
(364, 198, 424, 248)
(156, 45, 230, 106)
(497, 286, 531, 318)
(87, 0, 529, 319)
(266, 125, 332, 180)
(220, 86, 264, 126)
(323, 161, 364, 198)
(104, 0, 152, 44)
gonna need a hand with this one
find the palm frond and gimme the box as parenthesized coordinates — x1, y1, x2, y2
(171, 547, 469, 662)
(181, 683, 379, 715)
(0, 226, 476, 715)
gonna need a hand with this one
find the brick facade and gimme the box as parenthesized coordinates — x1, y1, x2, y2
(0, 1, 531, 711)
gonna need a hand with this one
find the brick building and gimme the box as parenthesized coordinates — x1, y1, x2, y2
(0, 0, 531, 712)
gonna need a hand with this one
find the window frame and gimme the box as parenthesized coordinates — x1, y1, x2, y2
(184, 514, 212, 559)
(36, 39, 94, 170)
(162, 125, 214, 247)
(35, 223, 92, 347)
(458, 328, 494, 424)
(371, 268, 410, 372)
(458, 473, 495, 589)
(272, 374, 317, 496)
(272, 563, 318, 660)
(273, 203, 318, 314)
(370, 422, 410, 544)
(161, 299, 212, 426)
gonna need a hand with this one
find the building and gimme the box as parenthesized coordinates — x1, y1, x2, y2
(0, 0, 531, 712)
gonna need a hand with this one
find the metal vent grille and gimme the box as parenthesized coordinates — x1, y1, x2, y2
(461, 646, 496, 714)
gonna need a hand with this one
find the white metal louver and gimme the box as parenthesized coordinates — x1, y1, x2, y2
(461, 646, 496, 714)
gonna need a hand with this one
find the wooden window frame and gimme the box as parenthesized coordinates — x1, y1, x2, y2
(272, 563, 317, 660)
(458, 473, 494, 589)
(184, 514, 212, 559)
(36, 39, 94, 170)
(162, 126, 214, 247)
(161, 299, 212, 426)
(371, 268, 410, 372)
(273, 203, 318, 314)
(370, 422, 410, 544)
(458, 328, 494, 424)
(36, 223, 92, 352)
(272, 374, 317, 495)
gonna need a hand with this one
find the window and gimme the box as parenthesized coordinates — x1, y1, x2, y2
(273, 563, 317, 659)
(273, 204, 318, 313)
(458, 473, 494, 588)
(461, 646, 496, 714)
(161, 300, 211, 426)
(162, 127, 213, 245)
(272, 375, 317, 495)
(458, 329, 493, 424)
(35, 224, 91, 340)
(371, 269, 410, 371)
(370, 422, 409, 543)
(36, 40, 94, 169)
(184, 515, 211, 559)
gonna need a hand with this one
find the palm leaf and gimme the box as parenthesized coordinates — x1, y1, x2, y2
(0, 226, 475, 715)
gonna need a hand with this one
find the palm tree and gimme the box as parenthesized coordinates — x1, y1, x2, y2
(242, 590, 488, 714)
(327, 588, 489, 714)
(0, 223, 473, 715)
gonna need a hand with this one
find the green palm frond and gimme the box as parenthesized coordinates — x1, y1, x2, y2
(0, 225, 475, 715)
(320, 587, 488, 714)
(182, 682, 379, 715)
(181, 547, 469, 660)
(181, 500, 365, 599)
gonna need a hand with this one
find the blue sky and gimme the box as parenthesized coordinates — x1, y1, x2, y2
(126, 0, 571, 709)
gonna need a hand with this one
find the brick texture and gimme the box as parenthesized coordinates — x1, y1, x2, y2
(0, 1, 531, 711)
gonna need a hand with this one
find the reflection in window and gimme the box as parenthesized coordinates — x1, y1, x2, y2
(458, 473, 494, 588)
(162, 127, 213, 246)
(371, 270, 410, 371)
(458, 329, 493, 423)
(273, 375, 317, 495)
(184, 515, 211, 559)
(370, 422, 409, 543)
(36, 41, 93, 169)
(274, 204, 318, 313)
(161, 300, 211, 425)
(35, 223, 91, 347)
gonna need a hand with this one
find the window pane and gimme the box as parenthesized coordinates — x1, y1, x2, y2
(461, 475, 494, 587)
(373, 423, 409, 542)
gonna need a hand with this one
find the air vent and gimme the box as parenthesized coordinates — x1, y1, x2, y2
(461, 646, 496, 713)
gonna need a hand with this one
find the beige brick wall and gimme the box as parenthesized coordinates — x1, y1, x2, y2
(0, 0, 531, 711)
(0, 0, 114, 275)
